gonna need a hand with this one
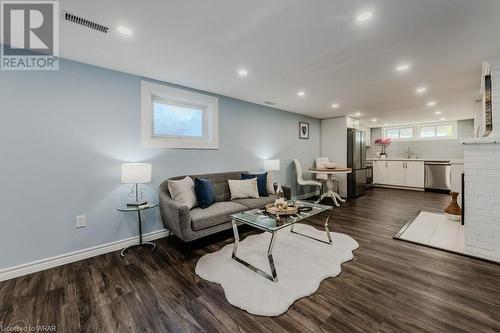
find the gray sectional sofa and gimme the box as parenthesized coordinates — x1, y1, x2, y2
(159, 171, 291, 243)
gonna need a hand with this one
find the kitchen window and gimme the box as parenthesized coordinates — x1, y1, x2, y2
(382, 121, 456, 141)
(384, 127, 414, 140)
(418, 123, 455, 139)
(141, 81, 219, 149)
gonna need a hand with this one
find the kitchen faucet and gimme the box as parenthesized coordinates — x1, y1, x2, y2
(407, 147, 411, 159)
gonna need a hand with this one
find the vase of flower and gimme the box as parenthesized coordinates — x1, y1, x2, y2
(374, 137, 391, 158)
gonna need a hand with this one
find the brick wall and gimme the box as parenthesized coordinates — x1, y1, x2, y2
(464, 59, 500, 261)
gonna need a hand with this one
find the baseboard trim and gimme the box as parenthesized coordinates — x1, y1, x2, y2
(373, 184, 425, 191)
(0, 229, 169, 282)
(292, 190, 320, 200)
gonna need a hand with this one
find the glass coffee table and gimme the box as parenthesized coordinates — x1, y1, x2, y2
(230, 201, 333, 282)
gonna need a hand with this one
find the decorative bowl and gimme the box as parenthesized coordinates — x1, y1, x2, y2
(323, 162, 337, 169)
(266, 203, 298, 216)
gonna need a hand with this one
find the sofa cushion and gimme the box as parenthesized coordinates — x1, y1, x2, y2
(190, 202, 247, 231)
(194, 178, 216, 209)
(228, 178, 260, 200)
(167, 176, 197, 209)
(232, 196, 276, 210)
(165, 171, 244, 203)
(241, 172, 268, 197)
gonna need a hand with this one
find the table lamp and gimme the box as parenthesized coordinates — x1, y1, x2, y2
(121, 163, 152, 206)
(263, 159, 283, 198)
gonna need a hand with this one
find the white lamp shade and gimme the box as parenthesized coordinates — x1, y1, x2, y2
(263, 159, 280, 171)
(121, 163, 152, 184)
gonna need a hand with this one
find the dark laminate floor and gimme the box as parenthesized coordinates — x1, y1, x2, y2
(1, 188, 500, 332)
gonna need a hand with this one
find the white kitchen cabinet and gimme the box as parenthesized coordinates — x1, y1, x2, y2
(373, 160, 388, 184)
(387, 161, 406, 186)
(373, 160, 425, 188)
(405, 161, 425, 188)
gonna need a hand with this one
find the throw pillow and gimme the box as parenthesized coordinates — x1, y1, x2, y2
(167, 176, 197, 209)
(267, 172, 276, 195)
(241, 173, 268, 197)
(228, 178, 260, 200)
(194, 178, 216, 209)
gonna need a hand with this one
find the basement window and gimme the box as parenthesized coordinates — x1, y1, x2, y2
(384, 127, 414, 140)
(141, 81, 219, 149)
(382, 121, 457, 141)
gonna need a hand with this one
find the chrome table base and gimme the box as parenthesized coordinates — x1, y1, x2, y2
(121, 242, 157, 257)
(230, 211, 333, 282)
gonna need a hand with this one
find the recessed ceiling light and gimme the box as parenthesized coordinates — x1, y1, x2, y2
(396, 63, 411, 72)
(427, 101, 437, 107)
(331, 103, 339, 109)
(440, 117, 446, 121)
(416, 86, 427, 94)
(434, 111, 442, 115)
(237, 69, 248, 77)
(356, 11, 373, 23)
(371, 118, 377, 122)
(354, 112, 362, 116)
(297, 91, 305, 97)
(117, 26, 133, 36)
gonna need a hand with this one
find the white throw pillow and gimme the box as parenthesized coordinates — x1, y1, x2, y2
(167, 176, 197, 209)
(267, 172, 276, 195)
(229, 178, 260, 200)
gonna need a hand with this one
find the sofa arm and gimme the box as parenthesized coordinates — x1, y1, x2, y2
(274, 184, 292, 200)
(159, 192, 193, 241)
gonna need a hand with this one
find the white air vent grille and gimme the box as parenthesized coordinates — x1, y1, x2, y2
(63, 11, 109, 33)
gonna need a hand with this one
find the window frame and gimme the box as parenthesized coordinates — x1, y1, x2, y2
(382, 121, 457, 142)
(383, 126, 414, 140)
(141, 81, 219, 149)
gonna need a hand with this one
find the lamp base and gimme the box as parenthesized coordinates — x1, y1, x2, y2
(126, 201, 148, 207)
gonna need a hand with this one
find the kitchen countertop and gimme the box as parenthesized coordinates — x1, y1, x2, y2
(368, 158, 464, 164)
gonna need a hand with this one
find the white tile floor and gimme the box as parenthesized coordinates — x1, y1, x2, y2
(398, 211, 465, 253)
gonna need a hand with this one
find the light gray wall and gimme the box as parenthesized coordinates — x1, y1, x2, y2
(0, 59, 320, 270)
(367, 119, 473, 159)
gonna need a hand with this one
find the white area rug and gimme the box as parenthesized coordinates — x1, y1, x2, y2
(195, 223, 358, 316)
(396, 211, 465, 253)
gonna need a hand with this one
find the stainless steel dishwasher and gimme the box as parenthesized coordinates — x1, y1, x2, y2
(425, 161, 451, 191)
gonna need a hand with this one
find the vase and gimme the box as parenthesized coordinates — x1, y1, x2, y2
(445, 192, 461, 222)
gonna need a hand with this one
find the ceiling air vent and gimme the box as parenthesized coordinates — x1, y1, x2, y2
(63, 11, 109, 33)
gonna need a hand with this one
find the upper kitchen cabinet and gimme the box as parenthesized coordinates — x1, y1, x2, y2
(359, 126, 371, 147)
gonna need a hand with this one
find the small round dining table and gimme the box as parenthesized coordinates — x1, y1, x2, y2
(308, 168, 352, 206)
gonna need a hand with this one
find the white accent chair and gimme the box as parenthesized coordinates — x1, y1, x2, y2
(293, 158, 322, 198)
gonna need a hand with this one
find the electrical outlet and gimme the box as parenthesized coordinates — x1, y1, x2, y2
(76, 215, 86, 228)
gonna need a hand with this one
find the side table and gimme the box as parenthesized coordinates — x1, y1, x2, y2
(117, 203, 158, 257)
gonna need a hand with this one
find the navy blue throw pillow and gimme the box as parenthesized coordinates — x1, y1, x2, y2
(195, 178, 216, 209)
(241, 172, 268, 197)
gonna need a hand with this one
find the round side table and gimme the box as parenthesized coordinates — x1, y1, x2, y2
(117, 203, 158, 257)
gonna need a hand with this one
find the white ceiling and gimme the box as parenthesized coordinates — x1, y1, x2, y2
(58, 0, 500, 126)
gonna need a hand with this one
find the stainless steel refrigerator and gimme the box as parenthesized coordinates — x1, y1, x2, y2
(347, 128, 368, 198)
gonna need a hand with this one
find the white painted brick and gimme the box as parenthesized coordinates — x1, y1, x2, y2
(466, 239, 495, 250)
(468, 201, 495, 210)
(479, 234, 495, 243)
(478, 208, 497, 218)
(465, 233, 479, 241)
(477, 248, 497, 258)
(465, 245, 478, 254)
(478, 196, 500, 204)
